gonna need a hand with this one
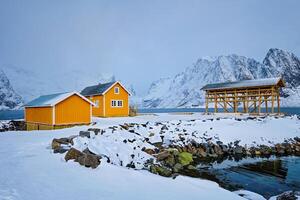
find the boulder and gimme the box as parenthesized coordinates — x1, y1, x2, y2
(178, 152, 193, 166)
(87, 128, 102, 135)
(196, 147, 207, 157)
(213, 144, 224, 156)
(172, 163, 183, 173)
(233, 146, 244, 154)
(155, 150, 170, 161)
(143, 148, 155, 155)
(275, 191, 299, 200)
(150, 164, 172, 177)
(51, 139, 61, 150)
(65, 148, 84, 161)
(79, 131, 91, 138)
(77, 154, 101, 169)
(164, 154, 176, 167)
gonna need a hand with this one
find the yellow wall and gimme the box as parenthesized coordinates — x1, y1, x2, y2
(55, 94, 91, 125)
(87, 95, 104, 117)
(25, 107, 53, 125)
(84, 83, 129, 117)
(104, 83, 129, 117)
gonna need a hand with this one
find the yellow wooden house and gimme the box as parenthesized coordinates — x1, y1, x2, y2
(81, 81, 130, 117)
(24, 92, 95, 130)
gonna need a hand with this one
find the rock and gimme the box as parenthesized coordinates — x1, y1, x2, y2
(87, 128, 102, 135)
(120, 124, 129, 130)
(51, 137, 75, 153)
(164, 154, 176, 167)
(156, 150, 171, 161)
(77, 153, 101, 169)
(178, 152, 193, 166)
(79, 131, 91, 138)
(294, 137, 300, 143)
(196, 147, 207, 157)
(161, 125, 168, 131)
(172, 163, 183, 173)
(186, 165, 197, 170)
(150, 164, 172, 177)
(213, 144, 224, 156)
(149, 132, 155, 137)
(65, 148, 84, 161)
(51, 139, 61, 150)
(143, 148, 155, 155)
(275, 144, 285, 154)
(233, 146, 244, 154)
(275, 191, 299, 200)
(82, 148, 98, 156)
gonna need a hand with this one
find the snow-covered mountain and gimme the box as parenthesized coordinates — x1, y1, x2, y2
(0, 70, 23, 110)
(142, 48, 300, 108)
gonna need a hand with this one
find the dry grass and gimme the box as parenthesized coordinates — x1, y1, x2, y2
(129, 105, 138, 117)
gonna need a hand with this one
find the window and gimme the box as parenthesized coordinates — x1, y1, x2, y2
(111, 100, 117, 107)
(111, 100, 123, 107)
(95, 100, 99, 108)
(114, 87, 120, 94)
(117, 100, 123, 107)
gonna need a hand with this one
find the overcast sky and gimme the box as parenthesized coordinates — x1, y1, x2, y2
(0, 0, 300, 95)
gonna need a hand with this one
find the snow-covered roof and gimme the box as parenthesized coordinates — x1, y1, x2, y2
(24, 92, 95, 107)
(81, 81, 131, 96)
(201, 77, 285, 91)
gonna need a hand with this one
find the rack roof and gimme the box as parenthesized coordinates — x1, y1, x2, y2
(201, 77, 285, 91)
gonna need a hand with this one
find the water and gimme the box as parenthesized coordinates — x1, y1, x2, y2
(139, 107, 300, 115)
(0, 110, 24, 120)
(196, 156, 300, 198)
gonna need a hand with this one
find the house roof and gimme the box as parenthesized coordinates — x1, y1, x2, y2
(201, 77, 285, 91)
(24, 92, 95, 107)
(81, 81, 131, 96)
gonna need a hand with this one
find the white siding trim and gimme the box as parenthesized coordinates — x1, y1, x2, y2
(128, 99, 130, 116)
(52, 106, 55, 125)
(90, 104, 92, 123)
(103, 95, 106, 117)
(102, 81, 131, 96)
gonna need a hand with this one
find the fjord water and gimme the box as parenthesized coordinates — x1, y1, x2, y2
(139, 107, 300, 115)
(197, 156, 300, 198)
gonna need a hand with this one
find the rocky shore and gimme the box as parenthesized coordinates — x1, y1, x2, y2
(51, 116, 300, 177)
(50, 115, 300, 200)
(0, 120, 26, 132)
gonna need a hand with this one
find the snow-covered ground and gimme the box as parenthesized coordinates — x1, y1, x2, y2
(0, 113, 300, 200)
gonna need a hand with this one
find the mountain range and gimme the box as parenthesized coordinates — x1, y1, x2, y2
(142, 48, 300, 108)
(0, 48, 299, 110)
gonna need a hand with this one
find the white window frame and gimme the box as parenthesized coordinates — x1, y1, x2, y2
(111, 100, 123, 108)
(114, 87, 120, 94)
(95, 100, 99, 108)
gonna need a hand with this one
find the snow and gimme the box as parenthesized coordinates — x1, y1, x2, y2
(25, 92, 94, 107)
(201, 77, 282, 91)
(234, 190, 266, 200)
(0, 113, 299, 200)
(70, 113, 300, 170)
(0, 114, 251, 200)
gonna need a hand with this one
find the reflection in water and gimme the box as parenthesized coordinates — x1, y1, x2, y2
(192, 157, 300, 199)
(237, 159, 288, 178)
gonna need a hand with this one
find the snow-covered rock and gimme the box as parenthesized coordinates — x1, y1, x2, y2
(142, 48, 300, 108)
(0, 70, 23, 110)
